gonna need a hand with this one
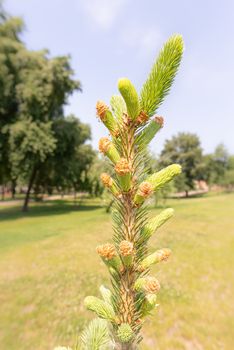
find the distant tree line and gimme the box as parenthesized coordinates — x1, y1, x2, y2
(156, 132, 234, 198)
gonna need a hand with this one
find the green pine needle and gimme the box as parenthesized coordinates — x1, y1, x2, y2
(110, 95, 127, 121)
(140, 34, 184, 117)
(80, 318, 114, 350)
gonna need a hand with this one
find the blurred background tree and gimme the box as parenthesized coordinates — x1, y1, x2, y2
(159, 132, 203, 197)
(0, 9, 97, 210)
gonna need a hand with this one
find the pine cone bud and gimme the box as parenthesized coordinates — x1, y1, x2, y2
(115, 158, 131, 175)
(99, 137, 111, 153)
(136, 115, 164, 149)
(99, 138, 120, 164)
(155, 115, 164, 126)
(119, 240, 134, 256)
(100, 173, 113, 188)
(96, 243, 122, 271)
(115, 158, 132, 192)
(135, 276, 160, 294)
(117, 323, 134, 343)
(119, 240, 134, 268)
(96, 243, 116, 260)
(100, 173, 120, 197)
(136, 110, 149, 124)
(134, 181, 153, 205)
(138, 248, 171, 271)
(96, 101, 119, 137)
(96, 100, 109, 121)
(145, 277, 161, 293)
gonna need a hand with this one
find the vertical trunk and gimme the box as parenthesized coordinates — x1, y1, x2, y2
(185, 190, 189, 197)
(1, 185, 5, 201)
(22, 167, 37, 212)
(11, 180, 16, 199)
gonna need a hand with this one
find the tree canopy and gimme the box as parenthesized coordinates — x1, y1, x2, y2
(159, 132, 203, 195)
(0, 13, 95, 210)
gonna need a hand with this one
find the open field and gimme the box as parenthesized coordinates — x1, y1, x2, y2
(0, 193, 234, 350)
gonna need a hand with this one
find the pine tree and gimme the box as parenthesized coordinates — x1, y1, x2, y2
(80, 34, 184, 350)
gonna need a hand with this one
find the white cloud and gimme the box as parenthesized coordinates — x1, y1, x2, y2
(122, 26, 162, 57)
(80, 0, 126, 29)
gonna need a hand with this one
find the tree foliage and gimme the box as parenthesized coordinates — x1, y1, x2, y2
(159, 132, 203, 194)
(0, 13, 95, 210)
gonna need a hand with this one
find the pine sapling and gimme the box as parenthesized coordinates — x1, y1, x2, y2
(80, 34, 184, 350)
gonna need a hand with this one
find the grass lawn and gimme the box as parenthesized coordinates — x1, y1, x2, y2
(0, 193, 234, 350)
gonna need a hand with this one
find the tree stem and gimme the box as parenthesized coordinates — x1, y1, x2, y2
(22, 166, 37, 212)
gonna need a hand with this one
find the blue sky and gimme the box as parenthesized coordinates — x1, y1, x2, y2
(5, 0, 234, 155)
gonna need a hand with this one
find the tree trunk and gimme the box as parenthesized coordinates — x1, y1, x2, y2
(11, 180, 16, 199)
(22, 167, 37, 212)
(185, 190, 189, 197)
(1, 185, 5, 201)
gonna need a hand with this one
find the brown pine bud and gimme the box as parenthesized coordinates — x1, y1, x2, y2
(100, 173, 113, 188)
(119, 240, 134, 256)
(115, 158, 131, 176)
(136, 110, 149, 124)
(157, 248, 171, 261)
(154, 115, 164, 127)
(99, 137, 111, 154)
(96, 243, 116, 260)
(145, 277, 160, 294)
(138, 181, 153, 198)
(96, 100, 109, 121)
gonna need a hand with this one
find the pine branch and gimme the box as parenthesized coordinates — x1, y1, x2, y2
(140, 34, 184, 117)
(81, 33, 184, 350)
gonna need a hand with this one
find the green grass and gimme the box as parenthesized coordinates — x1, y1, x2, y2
(0, 194, 234, 350)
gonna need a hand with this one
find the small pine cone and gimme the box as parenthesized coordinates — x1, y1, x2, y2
(138, 181, 153, 198)
(136, 110, 149, 124)
(115, 158, 131, 176)
(136, 115, 164, 149)
(96, 100, 109, 121)
(96, 243, 116, 260)
(115, 158, 132, 192)
(117, 323, 134, 343)
(99, 137, 111, 154)
(145, 277, 160, 294)
(138, 248, 171, 271)
(134, 181, 153, 205)
(154, 115, 164, 127)
(157, 248, 171, 261)
(135, 276, 160, 294)
(100, 173, 113, 188)
(119, 240, 134, 256)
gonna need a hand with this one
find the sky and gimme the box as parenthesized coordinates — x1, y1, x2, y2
(4, 0, 234, 155)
